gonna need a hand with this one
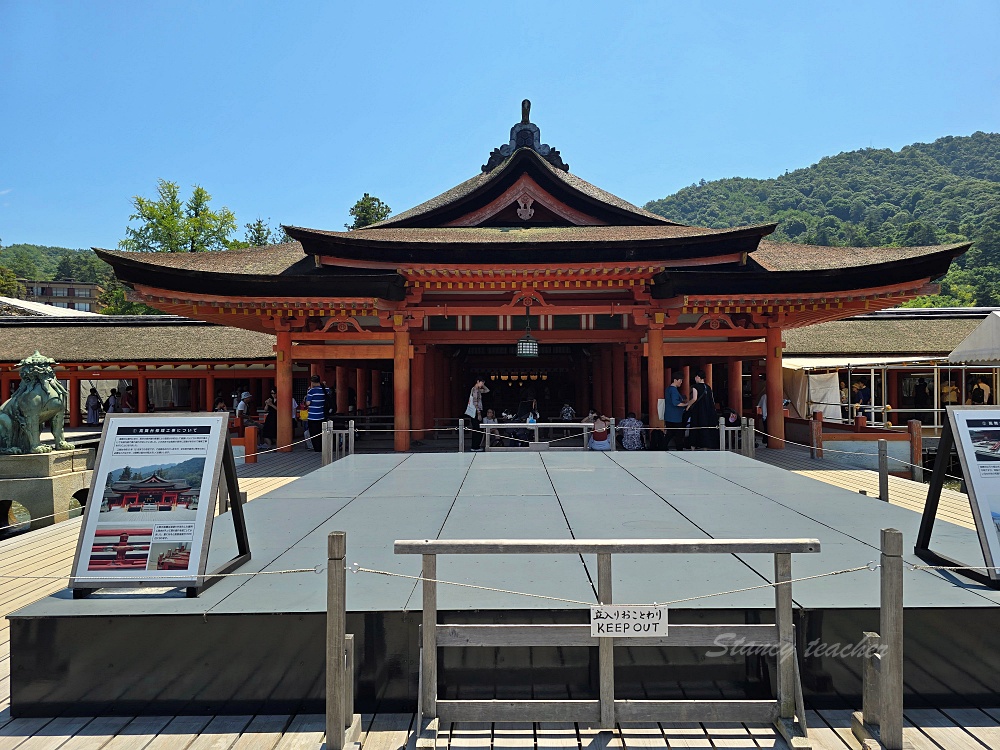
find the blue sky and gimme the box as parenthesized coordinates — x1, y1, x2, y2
(2, 0, 998, 249)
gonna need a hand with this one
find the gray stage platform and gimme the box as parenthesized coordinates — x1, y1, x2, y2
(10, 451, 1000, 715)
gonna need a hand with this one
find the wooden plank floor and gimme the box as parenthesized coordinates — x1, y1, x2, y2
(0, 448, 996, 748)
(753, 443, 976, 530)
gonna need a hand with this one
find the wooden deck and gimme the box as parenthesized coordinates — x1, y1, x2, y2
(753, 443, 975, 530)
(0, 447, 996, 748)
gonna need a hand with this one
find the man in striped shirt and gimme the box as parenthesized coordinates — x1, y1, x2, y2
(304, 375, 327, 452)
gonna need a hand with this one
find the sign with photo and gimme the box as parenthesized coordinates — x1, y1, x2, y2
(947, 407, 1000, 575)
(71, 413, 229, 590)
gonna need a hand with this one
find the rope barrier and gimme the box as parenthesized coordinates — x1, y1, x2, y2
(350, 562, 878, 607)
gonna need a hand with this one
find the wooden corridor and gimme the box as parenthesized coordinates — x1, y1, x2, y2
(0, 448, 997, 747)
(752, 444, 975, 530)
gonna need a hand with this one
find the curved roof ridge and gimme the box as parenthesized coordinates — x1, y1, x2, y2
(366, 148, 681, 229)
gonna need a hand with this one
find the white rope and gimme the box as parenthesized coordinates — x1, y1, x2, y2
(351, 563, 877, 607)
(909, 564, 1000, 572)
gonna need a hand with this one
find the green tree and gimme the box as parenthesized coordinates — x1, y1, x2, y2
(54, 251, 110, 283)
(346, 193, 391, 229)
(119, 179, 237, 253)
(236, 217, 291, 247)
(0, 265, 25, 297)
(0, 246, 40, 279)
(97, 277, 160, 315)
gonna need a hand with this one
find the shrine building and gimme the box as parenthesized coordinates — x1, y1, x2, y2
(105, 474, 195, 511)
(95, 102, 970, 451)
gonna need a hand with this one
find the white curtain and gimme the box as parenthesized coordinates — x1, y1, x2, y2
(808, 372, 843, 421)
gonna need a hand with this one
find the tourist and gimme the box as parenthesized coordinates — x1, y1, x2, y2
(121, 386, 135, 413)
(560, 402, 576, 421)
(853, 381, 872, 420)
(970, 377, 991, 405)
(261, 388, 278, 447)
(304, 375, 327, 451)
(913, 376, 930, 423)
(582, 408, 598, 423)
(467, 377, 489, 451)
(323, 379, 335, 418)
(588, 412, 612, 450)
(941, 380, 959, 407)
(213, 398, 229, 412)
(104, 388, 120, 414)
(839, 380, 850, 420)
(663, 373, 686, 450)
(481, 408, 498, 448)
(618, 411, 645, 450)
(682, 371, 717, 450)
(235, 392, 251, 420)
(85, 388, 102, 425)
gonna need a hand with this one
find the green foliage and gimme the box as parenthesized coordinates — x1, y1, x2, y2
(346, 193, 391, 229)
(0, 265, 25, 297)
(231, 217, 292, 248)
(645, 131, 1000, 306)
(97, 277, 160, 315)
(0, 244, 109, 283)
(119, 179, 237, 253)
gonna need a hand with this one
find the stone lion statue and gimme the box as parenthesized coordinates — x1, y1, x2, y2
(0, 351, 75, 455)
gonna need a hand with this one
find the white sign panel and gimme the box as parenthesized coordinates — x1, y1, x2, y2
(949, 408, 1000, 571)
(71, 413, 228, 589)
(590, 605, 669, 637)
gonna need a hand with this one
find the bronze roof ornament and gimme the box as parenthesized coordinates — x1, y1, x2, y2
(483, 100, 568, 173)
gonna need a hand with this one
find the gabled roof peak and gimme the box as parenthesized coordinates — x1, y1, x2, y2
(482, 99, 568, 173)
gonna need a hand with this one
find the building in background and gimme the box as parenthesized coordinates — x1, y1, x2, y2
(17, 279, 104, 312)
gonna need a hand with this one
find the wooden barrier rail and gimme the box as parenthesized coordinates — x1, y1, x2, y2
(321, 420, 355, 466)
(395, 537, 819, 748)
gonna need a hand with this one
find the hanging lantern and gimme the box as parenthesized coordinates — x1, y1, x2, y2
(516, 305, 539, 358)
(530, 372, 539, 380)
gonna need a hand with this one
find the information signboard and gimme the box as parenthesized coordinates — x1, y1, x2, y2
(590, 605, 669, 637)
(71, 413, 235, 591)
(917, 405, 1000, 587)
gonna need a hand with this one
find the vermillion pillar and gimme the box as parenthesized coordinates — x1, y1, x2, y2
(356, 367, 368, 413)
(394, 327, 411, 451)
(276, 332, 293, 452)
(592, 354, 604, 411)
(682, 365, 691, 399)
(412, 347, 426, 440)
(69, 375, 80, 427)
(600, 347, 613, 416)
(647, 326, 664, 428)
(1, 375, 11, 403)
(612, 344, 626, 418)
(371, 369, 381, 410)
(139, 371, 149, 413)
(728, 360, 743, 414)
(766, 327, 784, 448)
(627, 348, 642, 418)
(203, 370, 214, 413)
(704, 362, 713, 389)
(336, 366, 349, 415)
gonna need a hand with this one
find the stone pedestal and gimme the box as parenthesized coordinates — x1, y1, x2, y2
(0, 449, 94, 531)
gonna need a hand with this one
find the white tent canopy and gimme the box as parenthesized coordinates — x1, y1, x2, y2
(949, 311, 1000, 365)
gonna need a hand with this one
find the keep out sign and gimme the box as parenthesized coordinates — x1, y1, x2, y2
(590, 605, 669, 637)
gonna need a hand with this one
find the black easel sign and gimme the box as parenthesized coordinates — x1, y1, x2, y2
(916, 405, 1000, 588)
(70, 413, 250, 595)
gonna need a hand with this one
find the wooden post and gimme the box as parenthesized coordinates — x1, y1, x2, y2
(878, 439, 889, 501)
(810, 411, 824, 458)
(728, 359, 743, 414)
(765, 327, 784, 449)
(421, 553, 437, 719)
(322, 422, 332, 466)
(612, 344, 625, 419)
(647, 326, 664, 428)
(394, 328, 411, 452)
(774, 553, 794, 719)
(908, 419, 923, 482)
(704, 362, 713, 389)
(626, 348, 642, 419)
(880, 528, 904, 750)
(412, 347, 426, 441)
(682, 365, 690, 400)
(244, 425, 258, 464)
(326, 532, 347, 750)
(69, 375, 81, 427)
(597, 552, 614, 729)
(276, 332, 293, 452)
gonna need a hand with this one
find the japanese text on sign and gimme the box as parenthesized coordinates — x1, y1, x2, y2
(590, 605, 669, 637)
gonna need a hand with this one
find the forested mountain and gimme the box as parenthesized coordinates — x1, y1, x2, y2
(0, 244, 107, 283)
(645, 132, 1000, 306)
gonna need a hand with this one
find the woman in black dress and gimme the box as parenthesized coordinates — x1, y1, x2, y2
(684, 371, 717, 450)
(261, 388, 278, 447)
